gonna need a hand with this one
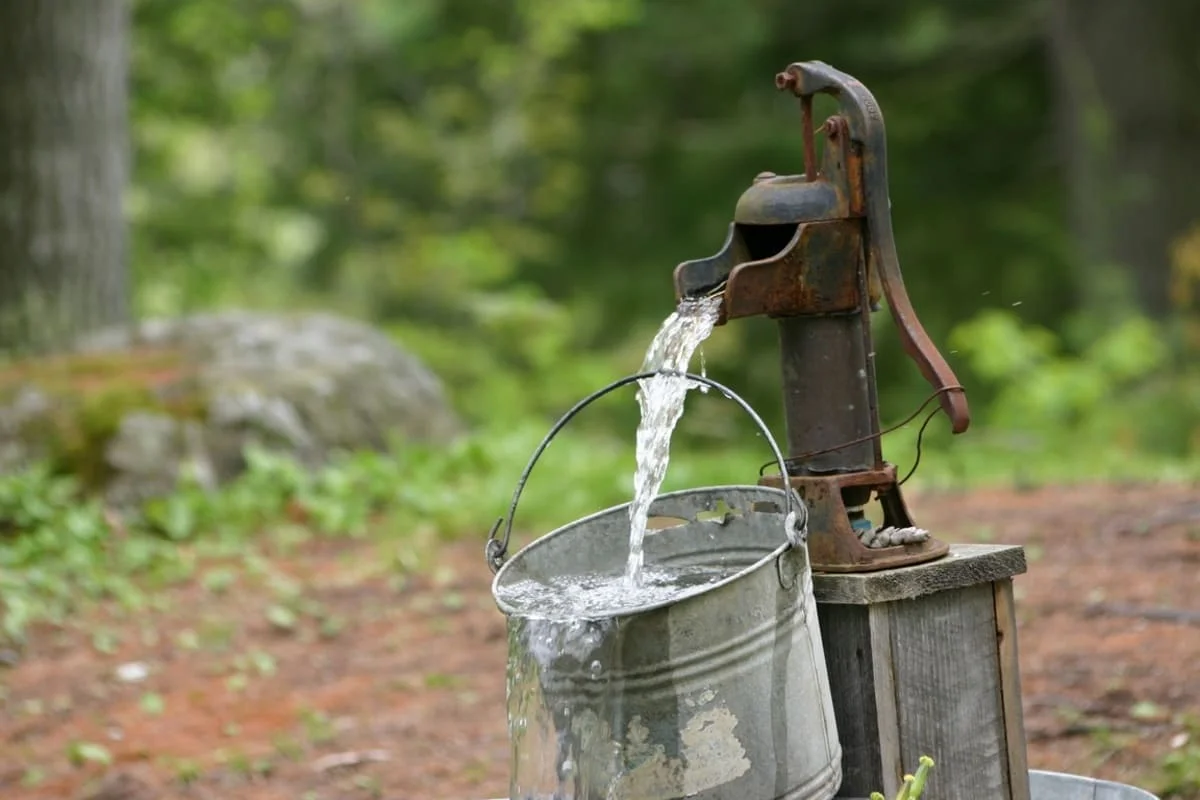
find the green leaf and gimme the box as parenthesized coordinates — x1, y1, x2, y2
(266, 604, 298, 632)
(67, 741, 113, 767)
(140, 692, 166, 716)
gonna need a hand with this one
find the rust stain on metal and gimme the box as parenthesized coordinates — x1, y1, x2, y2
(723, 221, 862, 319)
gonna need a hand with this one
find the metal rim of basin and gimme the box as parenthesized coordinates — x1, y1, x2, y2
(1028, 769, 1160, 800)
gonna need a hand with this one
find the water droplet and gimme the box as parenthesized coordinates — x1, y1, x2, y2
(982, 290, 991, 296)
(1012, 301, 1023, 307)
(589, 660, 603, 679)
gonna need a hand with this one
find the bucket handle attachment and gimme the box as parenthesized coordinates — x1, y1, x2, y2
(484, 370, 806, 573)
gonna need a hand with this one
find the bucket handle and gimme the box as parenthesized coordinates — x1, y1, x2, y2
(484, 370, 806, 573)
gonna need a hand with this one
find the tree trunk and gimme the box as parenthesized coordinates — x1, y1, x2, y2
(1048, 0, 1200, 321)
(0, 0, 131, 354)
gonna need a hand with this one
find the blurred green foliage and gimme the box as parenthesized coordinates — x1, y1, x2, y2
(125, 0, 1199, 479)
(0, 423, 767, 641)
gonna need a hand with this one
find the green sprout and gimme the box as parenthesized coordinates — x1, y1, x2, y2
(870, 755, 935, 800)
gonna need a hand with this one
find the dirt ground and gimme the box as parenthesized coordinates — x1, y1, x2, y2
(1, 483, 1198, 800)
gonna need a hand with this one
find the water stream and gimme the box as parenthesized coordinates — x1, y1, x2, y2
(500, 294, 726, 800)
(625, 294, 723, 587)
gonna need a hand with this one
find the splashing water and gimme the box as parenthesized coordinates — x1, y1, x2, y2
(507, 614, 625, 800)
(504, 567, 739, 799)
(626, 294, 723, 587)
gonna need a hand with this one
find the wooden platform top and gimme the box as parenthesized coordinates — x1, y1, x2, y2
(811, 543, 1028, 605)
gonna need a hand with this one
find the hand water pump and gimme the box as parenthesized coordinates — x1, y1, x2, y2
(674, 61, 970, 573)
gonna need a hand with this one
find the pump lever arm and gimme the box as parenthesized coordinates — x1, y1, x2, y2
(776, 61, 970, 434)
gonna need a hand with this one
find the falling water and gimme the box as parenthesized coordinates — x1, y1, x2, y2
(501, 293, 727, 800)
(626, 294, 723, 586)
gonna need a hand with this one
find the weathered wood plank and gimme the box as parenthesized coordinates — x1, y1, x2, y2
(812, 544, 1027, 605)
(995, 578, 1032, 800)
(868, 603, 903, 800)
(889, 583, 1008, 800)
(815, 604, 886, 798)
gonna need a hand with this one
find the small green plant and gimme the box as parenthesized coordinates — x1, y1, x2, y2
(20, 767, 46, 787)
(224, 748, 253, 777)
(173, 758, 202, 786)
(66, 740, 113, 768)
(353, 774, 383, 798)
(1155, 715, 1200, 798)
(299, 707, 336, 744)
(870, 755, 935, 800)
(139, 692, 166, 716)
(272, 734, 303, 760)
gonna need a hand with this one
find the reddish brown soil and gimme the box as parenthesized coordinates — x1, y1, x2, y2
(1, 483, 1198, 800)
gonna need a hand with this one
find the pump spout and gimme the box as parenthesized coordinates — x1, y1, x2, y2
(674, 224, 742, 306)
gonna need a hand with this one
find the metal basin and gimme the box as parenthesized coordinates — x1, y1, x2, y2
(1029, 769, 1159, 799)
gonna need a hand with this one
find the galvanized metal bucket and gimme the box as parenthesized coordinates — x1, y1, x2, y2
(486, 371, 842, 800)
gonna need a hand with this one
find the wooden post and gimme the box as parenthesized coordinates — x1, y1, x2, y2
(811, 544, 1031, 800)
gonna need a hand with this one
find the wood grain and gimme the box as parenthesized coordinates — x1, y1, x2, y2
(888, 583, 1008, 800)
(868, 603, 903, 799)
(994, 578, 1031, 800)
(815, 604, 885, 797)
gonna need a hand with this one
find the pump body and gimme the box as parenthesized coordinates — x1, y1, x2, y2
(674, 61, 970, 572)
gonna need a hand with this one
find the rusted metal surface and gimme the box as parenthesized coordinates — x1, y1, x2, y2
(759, 468, 950, 573)
(672, 60, 971, 572)
(775, 61, 969, 434)
(732, 177, 844, 227)
(723, 221, 861, 319)
(777, 312, 875, 474)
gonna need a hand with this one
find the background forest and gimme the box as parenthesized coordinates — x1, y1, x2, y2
(2, 4, 1200, 798)
(3, 0, 1200, 487)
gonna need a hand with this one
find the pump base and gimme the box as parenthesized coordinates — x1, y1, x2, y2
(759, 464, 949, 574)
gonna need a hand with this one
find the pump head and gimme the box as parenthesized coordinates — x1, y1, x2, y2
(675, 60, 968, 434)
(674, 61, 969, 572)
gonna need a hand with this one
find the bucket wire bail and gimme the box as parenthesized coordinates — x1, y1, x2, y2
(484, 369, 807, 574)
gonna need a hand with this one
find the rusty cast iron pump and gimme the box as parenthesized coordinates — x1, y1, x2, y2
(674, 61, 970, 573)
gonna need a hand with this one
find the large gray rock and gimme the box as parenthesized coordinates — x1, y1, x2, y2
(0, 311, 462, 505)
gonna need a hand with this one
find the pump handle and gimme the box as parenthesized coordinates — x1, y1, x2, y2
(777, 62, 970, 434)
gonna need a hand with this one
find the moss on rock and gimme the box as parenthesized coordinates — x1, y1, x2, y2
(0, 347, 209, 489)
(0, 311, 461, 505)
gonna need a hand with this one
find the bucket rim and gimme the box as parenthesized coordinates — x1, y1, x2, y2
(490, 483, 799, 620)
